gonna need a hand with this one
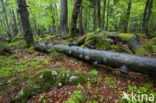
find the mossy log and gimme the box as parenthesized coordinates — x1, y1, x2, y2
(35, 42, 156, 76)
(106, 33, 141, 53)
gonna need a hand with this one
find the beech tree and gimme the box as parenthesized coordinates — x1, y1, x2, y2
(70, 0, 82, 37)
(17, 0, 34, 47)
(59, 0, 68, 35)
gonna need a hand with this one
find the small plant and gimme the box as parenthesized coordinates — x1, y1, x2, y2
(104, 77, 117, 88)
(90, 70, 99, 76)
(43, 59, 50, 65)
(63, 90, 86, 103)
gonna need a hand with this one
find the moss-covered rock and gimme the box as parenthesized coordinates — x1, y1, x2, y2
(118, 33, 134, 42)
(142, 37, 156, 53)
(136, 47, 151, 56)
(84, 32, 130, 53)
(12, 69, 90, 103)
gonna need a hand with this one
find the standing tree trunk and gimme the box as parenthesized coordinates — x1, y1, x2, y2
(11, 10, 18, 36)
(93, 7, 97, 30)
(106, 0, 109, 31)
(84, 8, 88, 30)
(70, 0, 82, 37)
(17, 10, 23, 34)
(17, 0, 34, 47)
(124, 0, 132, 33)
(145, 0, 153, 36)
(59, 0, 68, 35)
(102, 0, 107, 30)
(142, 0, 149, 33)
(79, 7, 83, 34)
(1, 0, 11, 35)
(97, 0, 101, 28)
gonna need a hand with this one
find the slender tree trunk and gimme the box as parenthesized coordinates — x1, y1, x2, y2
(1, 0, 11, 34)
(106, 0, 109, 31)
(70, 0, 82, 37)
(145, 0, 153, 36)
(11, 10, 18, 36)
(124, 0, 132, 33)
(102, 0, 107, 30)
(142, 0, 149, 33)
(84, 8, 88, 30)
(32, 14, 37, 35)
(93, 7, 97, 30)
(17, 0, 34, 47)
(17, 11, 23, 34)
(79, 7, 83, 34)
(0, 20, 4, 30)
(97, 0, 101, 28)
(59, 0, 68, 35)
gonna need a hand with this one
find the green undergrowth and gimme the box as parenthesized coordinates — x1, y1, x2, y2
(119, 83, 156, 103)
(104, 77, 117, 89)
(0, 54, 53, 79)
(0, 74, 30, 94)
(64, 90, 87, 103)
(0, 39, 12, 55)
(12, 69, 90, 103)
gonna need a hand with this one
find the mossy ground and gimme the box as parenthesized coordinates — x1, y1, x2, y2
(0, 33, 155, 103)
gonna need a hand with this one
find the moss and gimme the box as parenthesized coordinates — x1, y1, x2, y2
(143, 37, 156, 53)
(12, 69, 90, 103)
(136, 47, 151, 56)
(118, 33, 134, 42)
(152, 45, 156, 53)
(26, 47, 35, 54)
(0, 74, 30, 95)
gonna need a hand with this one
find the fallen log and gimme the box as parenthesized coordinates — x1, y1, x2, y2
(34, 42, 156, 76)
(106, 34, 141, 53)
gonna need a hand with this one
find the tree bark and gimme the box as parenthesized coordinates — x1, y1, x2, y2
(34, 42, 156, 76)
(11, 10, 18, 36)
(79, 7, 83, 34)
(1, 0, 11, 35)
(145, 0, 153, 36)
(106, 0, 109, 31)
(70, 0, 82, 37)
(102, 0, 107, 30)
(142, 0, 149, 33)
(59, 0, 68, 35)
(124, 0, 132, 33)
(97, 0, 101, 28)
(17, 0, 34, 47)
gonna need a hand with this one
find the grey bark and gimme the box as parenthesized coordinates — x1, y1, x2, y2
(11, 10, 18, 36)
(142, 0, 149, 33)
(106, 0, 109, 31)
(59, 0, 68, 35)
(145, 0, 153, 36)
(17, 0, 34, 47)
(97, 0, 101, 28)
(124, 0, 132, 33)
(34, 42, 156, 76)
(70, 0, 82, 36)
(102, 0, 107, 30)
(79, 7, 83, 34)
(1, 0, 11, 35)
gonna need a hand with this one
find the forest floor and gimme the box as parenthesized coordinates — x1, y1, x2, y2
(0, 36, 156, 103)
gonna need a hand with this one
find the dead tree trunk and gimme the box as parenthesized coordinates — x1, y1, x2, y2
(17, 0, 34, 47)
(34, 42, 156, 76)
